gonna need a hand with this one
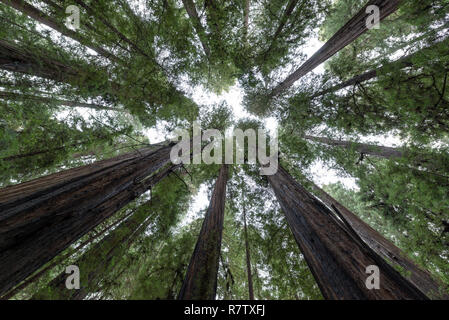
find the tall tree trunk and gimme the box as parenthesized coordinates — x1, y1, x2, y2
(0, 91, 124, 112)
(0, 143, 176, 296)
(0, 0, 121, 63)
(262, 0, 299, 58)
(182, 0, 212, 58)
(270, 0, 402, 96)
(304, 135, 404, 158)
(178, 164, 229, 300)
(0, 206, 135, 300)
(30, 191, 173, 300)
(310, 39, 448, 99)
(267, 165, 428, 299)
(243, 0, 250, 42)
(308, 181, 449, 299)
(242, 190, 254, 300)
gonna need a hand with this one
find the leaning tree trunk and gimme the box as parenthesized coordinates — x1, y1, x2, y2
(310, 39, 447, 99)
(0, 0, 121, 63)
(0, 91, 123, 112)
(30, 193, 170, 300)
(270, 0, 402, 96)
(0, 143, 176, 296)
(308, 181, 449, 299)
(267, 165, 428, 299)
(304, 135, 404, 158)
(182, 0, 212, 58)
(178, 164, 229, 300)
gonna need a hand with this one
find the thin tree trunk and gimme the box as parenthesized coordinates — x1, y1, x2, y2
(0, 207, 135, 300)
(310, 40, 448, 99)
(242, 190, 254, 300)
(178, 164, 228, 300)
(262, 0, 299, 58)
(270, 0, 402, 96)
(0, 143, 176, 296)
(308, 181, 449, 299)
(267, 165, 427, 299)
(243, 0, 250, 42)
(0, 0, 121, 63)
(304, 135, 404, 158)
(0, 91, 124, 112)
(182, 0, 212, 58)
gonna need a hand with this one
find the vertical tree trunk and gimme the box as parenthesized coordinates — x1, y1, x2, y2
(178, 164, 229, 300)
(267, 165, 427, 299)
(0, 143, 176, 296)
(242, 190, 254, 300)
(243, 0, 250, 42)
(270, 0, 402, 96)
(308, 181, 449, 299)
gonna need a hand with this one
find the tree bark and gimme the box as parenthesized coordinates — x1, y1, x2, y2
(242, 190, 254, 300)
(267, 165, 428, 299)
(262, 0, 299, 58)
(182, 0, 212, 58)
(270, 0, 402, 96)
(0, 143, 176, 296)
(0, 0, 121, 63)
(178, 164, 228, 300)
(30, 191, 173, 299)
(0, 91, 123, 111)
(308, 181, 449, 299)
(304, 135, 404, 159)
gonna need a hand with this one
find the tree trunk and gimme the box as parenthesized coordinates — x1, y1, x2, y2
(0, 0, 121, 63)
(270, 0, 402, 96)
(243, 0, 250, 41)
(178, 164, 228, 300)
(309, 40, 448, 99)
(308, 181, 449, 299)
(304, 135, 404, 158)
(30, 191, 172, 299)
(267, 165, 428, 299)
(182, 0, 212, 58)
(0, 143, 176, 296)
(262, 0, 299, 58)
(242, 190, 254, 300)
(0, 91, 123, 112)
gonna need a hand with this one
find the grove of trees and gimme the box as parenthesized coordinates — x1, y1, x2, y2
(0, 0, 448, 300)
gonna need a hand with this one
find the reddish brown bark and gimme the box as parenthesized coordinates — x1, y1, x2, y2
(309, 181, 449, 299)
(0, 143, 176, 296)
(267, 165, 428, 299)
(178, 165, 228, 300)
(270, 0, 402, 96)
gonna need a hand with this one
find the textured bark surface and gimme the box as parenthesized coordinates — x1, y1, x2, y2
(267, 165, 428, 300)
(178, 165, 228, 300)
(309, 181, 449, 299)
(304, 135, 404, 159)
(0, 143, 174, 296)
(271, 0, 402, 96)
(30, 182, 177, 300)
